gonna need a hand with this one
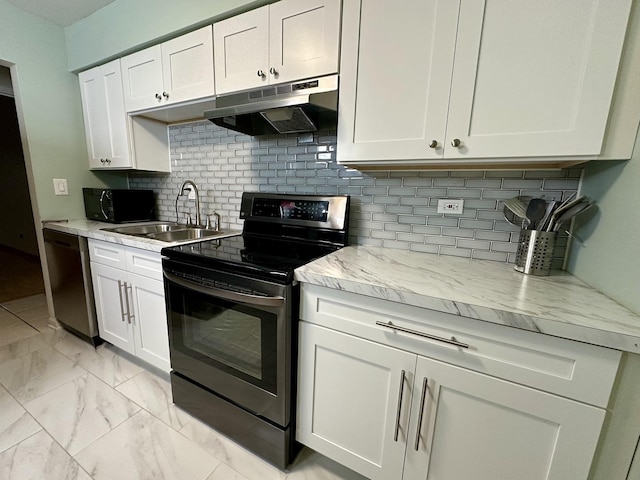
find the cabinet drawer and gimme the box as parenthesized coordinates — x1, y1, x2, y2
(124, 247, 162, 281)
(88, 238, 126, 268)
(300, 284, 621, 407)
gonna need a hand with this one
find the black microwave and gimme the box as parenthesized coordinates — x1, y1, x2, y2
(83, 188, 156, 223)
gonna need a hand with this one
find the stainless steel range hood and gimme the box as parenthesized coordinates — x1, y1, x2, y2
(204, 74, 338, 136)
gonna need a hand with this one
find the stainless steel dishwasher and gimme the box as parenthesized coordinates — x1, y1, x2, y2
(43, 228, 99, 344)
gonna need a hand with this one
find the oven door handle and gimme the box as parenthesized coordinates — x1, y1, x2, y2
(164, 271, 285, 307)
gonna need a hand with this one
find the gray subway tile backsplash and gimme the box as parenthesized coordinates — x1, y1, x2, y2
(129, 121, 581, 268)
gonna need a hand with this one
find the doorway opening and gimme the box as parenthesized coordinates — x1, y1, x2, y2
(0, 65, 45, 304)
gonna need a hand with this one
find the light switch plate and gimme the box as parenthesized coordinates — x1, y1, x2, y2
(53, 178, 69, 196)
(437, 198, 464, 215)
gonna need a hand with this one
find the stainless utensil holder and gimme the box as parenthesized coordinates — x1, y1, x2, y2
(514, 229, 557, 275)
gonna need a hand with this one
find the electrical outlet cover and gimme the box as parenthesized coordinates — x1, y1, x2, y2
(437, 198, 464, 215)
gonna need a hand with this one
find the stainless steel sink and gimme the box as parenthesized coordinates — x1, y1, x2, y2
(101, 223, 237, 243)
(103, 223, 183, 235)
(147, 229, 233, 242)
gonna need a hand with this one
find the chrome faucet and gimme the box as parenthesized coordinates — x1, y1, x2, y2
(179, 180, 201, 227)
(205, 211, 221, 231)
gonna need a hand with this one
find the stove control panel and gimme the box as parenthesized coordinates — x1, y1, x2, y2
(251, 198, 329, 222)
(240, 192, 349, 232)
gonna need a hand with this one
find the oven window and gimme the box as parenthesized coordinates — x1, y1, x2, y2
(170, 286, 278, 394)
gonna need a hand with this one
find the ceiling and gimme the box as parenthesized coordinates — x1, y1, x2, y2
(6, 0, 116, 27)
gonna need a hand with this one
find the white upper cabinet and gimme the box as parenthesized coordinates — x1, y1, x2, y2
(213, 6, 270, 94)
(78, 60, 170, 172)
(78, 59, 131, 169)
(338, 0, 633, 167)
(121, 25, 215, 112)
(269, 0, 341, 84)
(214, 0, 341, 95)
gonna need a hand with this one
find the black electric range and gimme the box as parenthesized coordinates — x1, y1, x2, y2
(160, 192, 350, 469)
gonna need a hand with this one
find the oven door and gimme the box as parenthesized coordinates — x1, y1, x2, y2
(163, 258, 293, 427)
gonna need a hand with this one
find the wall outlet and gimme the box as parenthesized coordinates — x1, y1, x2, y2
(187, 187, 196, 200)
(53, 178, 69, 196)
(437, 198, 464, 215)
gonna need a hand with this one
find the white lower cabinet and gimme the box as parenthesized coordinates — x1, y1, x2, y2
(89, 239, 170, 372)
(296, 284, 621, 480)
(405, 357, 604, 480)
(297, 322, 414, 479)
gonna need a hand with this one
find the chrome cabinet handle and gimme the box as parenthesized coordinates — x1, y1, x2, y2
(155, 93, 162, 100)
(428, 140, 438, 148)
(375, 321, 470, 349)
(117, 280, 127, 322)
(162, 91, 169, 99)
(257, 69, 265, 78)
(394, 370, 406, 442)
(127, 284, 135, 324)
(414, 377, 429, 450)
(451, 138, 461, 148)
(269, 67, 278, 75)
(122, 281, 132, 324)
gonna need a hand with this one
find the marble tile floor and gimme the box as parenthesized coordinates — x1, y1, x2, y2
(0, 295, 367, 480)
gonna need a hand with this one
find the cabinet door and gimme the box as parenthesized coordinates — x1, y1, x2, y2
(121, 45, 164, 112)
(214, 6, 269, 94)
(127, 273, 170, 372)
(161, 25, 215, 105)
(90, 262, 134, 355)
(404, 357, 606, 480)
(269, 0, 341, 84)
(78, 60, 131, 169)
(337, 0, 459, 164)
(296, 322, 415, 480)
(445, 0, 632, 159)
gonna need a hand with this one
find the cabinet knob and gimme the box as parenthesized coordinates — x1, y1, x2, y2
(428, 140, 438, 149)
(269, 67, 278, 76)
(257, 70, 266, 78)
(451, 138, 462, 148)
(155, 93, 162, 100)
(162, 91, 169, 99)
(100, 158, 105, 164)
(106, 158, 111, 164)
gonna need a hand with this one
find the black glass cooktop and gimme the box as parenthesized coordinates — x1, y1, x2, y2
(161, 234, 341, 284)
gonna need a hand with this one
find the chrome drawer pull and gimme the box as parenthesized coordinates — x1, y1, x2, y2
(394, 370, 406, 442)
(415, 377, 428, 451)
(375, 321, 470, 349)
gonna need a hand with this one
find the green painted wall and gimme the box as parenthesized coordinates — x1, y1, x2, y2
(65, 0, 270, 72)
(566, 128, 640, 315)
(0, 0, 125, 223)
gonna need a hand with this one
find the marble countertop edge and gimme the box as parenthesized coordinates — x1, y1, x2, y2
(294, 246, 640, 354)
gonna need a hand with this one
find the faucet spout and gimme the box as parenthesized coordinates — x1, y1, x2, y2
(179, 180, 201, 227)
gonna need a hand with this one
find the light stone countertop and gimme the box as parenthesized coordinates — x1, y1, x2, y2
(42, 219, 241, 253)
(294, 245, 640, 353)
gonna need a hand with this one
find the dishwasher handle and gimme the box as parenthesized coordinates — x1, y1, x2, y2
(43, 229, 81, 251)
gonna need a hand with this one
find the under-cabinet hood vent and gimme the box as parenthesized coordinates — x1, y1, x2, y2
(205, 75, 338, 136)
